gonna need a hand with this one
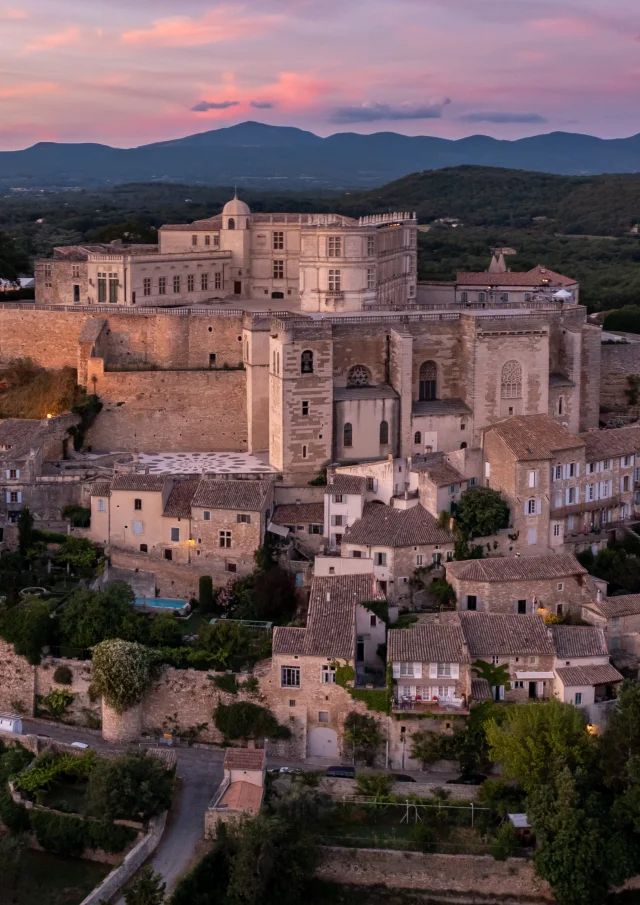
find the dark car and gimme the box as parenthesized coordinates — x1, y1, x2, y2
(391, 773, 416, 782)
(446, 772, 487, 785)
(325, 765, 356, 779)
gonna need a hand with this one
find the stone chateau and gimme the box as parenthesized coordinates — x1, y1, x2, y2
(0, 195, 636, 760)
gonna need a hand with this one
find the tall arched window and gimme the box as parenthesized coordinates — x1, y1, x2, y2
(380, 421, 389, 445)
(419, 360, 437, 401)
(301, 350, 314, 374)
(228, 218, 235, 230)
(347, 365, 371, 386)
(460, 291, 468, 303)
(344, 423, 353, 448)
(479, 292, 486, 303)
(414, 431, 422, 445)
(501, 360, 522, 399)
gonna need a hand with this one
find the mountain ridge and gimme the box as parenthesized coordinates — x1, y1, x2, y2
(3, 120, 640, 189)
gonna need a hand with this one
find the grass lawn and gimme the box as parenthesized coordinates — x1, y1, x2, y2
(0, 850, 110, 905)
(40, 782, 88, 815)
(178, 612, 209, 637)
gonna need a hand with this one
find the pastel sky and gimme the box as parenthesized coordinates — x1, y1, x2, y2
(1, 0, 640, 149)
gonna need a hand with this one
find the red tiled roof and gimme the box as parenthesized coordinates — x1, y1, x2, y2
(446, 552, 586, 583)
(111, 474, 167, 492)
(163, 480, 199, 519)
(555, 663, 623, 686)
(344, 502, 453, 548)
(456, 266, 576, 287)
(550, 626, 608, 659)
(192, 480, 271, 512)
(486, 414, 584, 461)
(460, 613, 555, 656)
(388, 622, 469, 663)
(272, 502, 324, 526)
(224, 748, 266, 771)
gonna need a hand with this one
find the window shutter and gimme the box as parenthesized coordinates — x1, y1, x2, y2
(608, 480, 613, 496)
(524, 501, 529, 516)
(5, 470, 9, 480)
(574, 488, 579, 504)
(451, 663, 459, 679)
(536, 499, 542, 515)
(5, 492, 10, 504)
(499, 685, 505, 700)
(575, 462, 580, 477)
(565, 488, 570, 506)
(563, 464, 569, 479)
(413, 663, 422, 679)
(392, 663, 400, 679)
(17, 492, 22, 503)
(429, 663, 438, 679)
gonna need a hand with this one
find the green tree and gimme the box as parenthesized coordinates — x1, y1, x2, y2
(342, 711, 384, 766)
(409, 728, 458, 768)
(39, 688, 74, 720)
(490, 821, 519, 861)
(86, 752, 173, 821)
(454, 487, 510, 539)
(354, 772, 394, 799)
(58, 581, 140, 651)
(124, 866, 166, 905)
(486, 698, 594, 794)
(57, 536, 98, 573)
(149, 613, 183, 648)
(198, 575, 215, 613)
(214, 701, 290, 742)
(430, 577, 456, 607)
(91, 639, 162, 713)
(17, 507, 34, 557)
(600, 680, 640, 793)
(251, 565, 297, 623)
(472, 659, 511, 693)
(0, 595, 54, 664)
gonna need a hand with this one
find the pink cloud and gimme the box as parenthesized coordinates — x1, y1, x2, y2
(121, 5, 281, 47)
(528, 17, 596, 37)
(191, 71, 339, 119)
(1, 6, 28, 19)
(0, 81, 58, 99)
(24, 26, 82, 53)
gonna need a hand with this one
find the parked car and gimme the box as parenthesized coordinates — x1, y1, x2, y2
(325, 765, 356, 779)
(268, 766, 301, 775)
(391, 773, 416, 783)
(70, 742, 90, 750)
(446, 772, 487, 785)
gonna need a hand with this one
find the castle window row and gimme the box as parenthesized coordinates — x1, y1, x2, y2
(191, 234, 220, 247)
(142, 273, 222, 296)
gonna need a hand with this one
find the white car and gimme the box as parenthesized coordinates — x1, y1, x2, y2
(71, 742, 90, 749)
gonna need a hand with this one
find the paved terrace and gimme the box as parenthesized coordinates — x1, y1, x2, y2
(136, 451, 278, 475)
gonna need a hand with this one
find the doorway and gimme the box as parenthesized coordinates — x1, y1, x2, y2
(234, 281, 242, 294)
(528, 682, 537, 699)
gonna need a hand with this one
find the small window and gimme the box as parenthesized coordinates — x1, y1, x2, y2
(374, 552, 387, 566)
(557, 582, 564, 591)
(164, 549, 172, 561)
(192, 235, 198, 246)
(237, 514, 251, 524)
(467, 595, 477, 611)
(333, 494, 343, 503)
(302, 400, 309, 416)
(575, 692, 582, 706)
(187, 274, 195, 292)
(366, 477, 375, 492)
(171, 527, 180, 542)
(517, 599, 527, 614)
(97, 499, 106, 513)
(281, 666, 300, 688)
(301, 350, 314, 374)
(228, 218, 235, 230)
(460, 291, 468, 303)
(158, 277, 166, 295)
(327, 236, 342, 257)
(205, 235, 211, 246)
(379, 421, 389, 445)
(527, 499, 536, 515)
(209, 353, 217, 368)
(302, 445, 307, 459)
(203, 511, 211, 521)
(367, 236, 375, 256)
(173, 275, 181, 294)
(226, 562, 237, 573)
(273, 231, 284, 250)
(132, 521, 143, 535)
(139, 544, 148, 553)
(492, 655, 499, 666)
(414, 431, 421, 445)
(370, 615, 377, 627)
(219, 531, 232, 548)
(416, 554, 423, 566)
(134, 498, 142, 510)
(272, 259, 284, 279)
(344, 423, 353, 448)
(322, 665, 336, 684)
(143, 278, 151, 296)
(318, 711, 329, 722)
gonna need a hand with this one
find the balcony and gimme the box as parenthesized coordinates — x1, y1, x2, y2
(393, 694, 469, 715)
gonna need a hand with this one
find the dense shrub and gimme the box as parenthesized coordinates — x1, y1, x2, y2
(214, 701, 291, 741)
(30, 810, 135, 856)
(53, 664, 73, 685)
(91, 639, 162, 713)
(85, 751, 173, 821)
(0, 595, 54, 665)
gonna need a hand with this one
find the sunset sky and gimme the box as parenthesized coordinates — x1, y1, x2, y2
(1, 0, 640, 150)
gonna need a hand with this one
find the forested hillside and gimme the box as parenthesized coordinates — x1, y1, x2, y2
(2, 166, 640, 311)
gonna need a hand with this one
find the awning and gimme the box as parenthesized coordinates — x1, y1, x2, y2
(515, 671, 555, 680)
(267, 522, 289, 538)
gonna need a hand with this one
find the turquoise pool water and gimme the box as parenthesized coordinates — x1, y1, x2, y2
(135, 597, 187, 610)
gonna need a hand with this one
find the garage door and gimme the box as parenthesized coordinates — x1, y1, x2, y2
(308, 727, 338, 758)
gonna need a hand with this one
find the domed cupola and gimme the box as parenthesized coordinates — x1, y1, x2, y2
(222, 193, 251, 230)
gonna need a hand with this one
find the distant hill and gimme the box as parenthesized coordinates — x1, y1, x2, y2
(4, 121, 640, 189)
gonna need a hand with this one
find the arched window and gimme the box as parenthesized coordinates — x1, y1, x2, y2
(414, 431, 421, 445)
(500, 292, 509, 303)
(344, 422, 353, 448)
(301, 350, 314, 374)
(380, 421, 389, 445)
(460, 442, 467, 449)
(460, 291, 468, 303)
(419, 360, 437, 401)
(347, 364, 371, 386)
(501, 360, 522, 399)
(228, 218, 235, 230)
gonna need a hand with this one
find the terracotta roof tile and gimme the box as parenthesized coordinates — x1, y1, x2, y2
(446, 552, 586, 583)
(485, 414, 584, 461)
(218, 781, 263, 814)
(163, 480, 199, 519)
(272, 503, 324, 526)
(555, 663, 623, 686)
(111, 474, 167, 492)
(223, 748, 266, 770)
(192, 480, 271, 511)
(388, 622, 469, 663)
(595, 594, 640, 618)
(579, 426, 640, 462)
(456, 265, 575, 287)
(471, 677, 492, 701)
(550, 625, 608, 659)
(344, 502, 453, 548)
(460, 612, 555, 656)
(412, 398, 473, 416)
(324, 474, 366, 495)
(90, 482, 111, 497)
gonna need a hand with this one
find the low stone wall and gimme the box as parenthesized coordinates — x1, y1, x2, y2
(36, 656, 100, 730)
(78, 812, 167, 905)
(319, 777, 478, 801)
(315, 847, 553, 902)
(0, 638, 35, 716)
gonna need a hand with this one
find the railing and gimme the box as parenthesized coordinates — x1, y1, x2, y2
(393, 696, 469, 714)
(0, 302, 245, 317)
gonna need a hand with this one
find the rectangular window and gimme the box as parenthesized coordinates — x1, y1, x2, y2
(554, 465, 563, 481)
(528, 470, 538, 488)
(171, 527, 180, 542)
(132, 521, 143, 535)
(192, 235, 198, 246)
(352, 550, 362, 558)
(328, 269, 341, 292)
(370, 615, 377, 627)
(273, 259, 284, 279)
(318, 711, 329, 722)
(134, 498, 142, 510)
(374, 552, 387, 566)
(437, 663, 451, 678)
(164, 549, 172, 560)
(226, 562, 237, 573)
(332, 515, 343, 527)
(281, 666, 300, 688)
(203, 511, 211, 521)
(333, 494, 343, 503)
(214, 235, 220, 247)
(322, 665, 336, 684)
(416, 554, 423, 566)
(466, 595, 477, 611)
(302, 401, 309, 416)
(237, 514, 251, 524)
(517, 599, 527, 614)
(273, 231, 284, 250)
(309, 524, 322, 534)
(97, 272, 107, 303)
(553, 523, 561, 537)
(8, 469, 17, 479)
(140, 544, 148, 553)
(205, 235, 211, 246)
(173, 275, 181, 293)
(219, 531, 232, 548)
(567, 487, 576, 505)
(328, 236, 342, 257)
(143, 278, 151, 296)
(527, 499, 536, 515)
(158, 277, 167, 295)
(97, 498, 106, 512)
(108, 274, 118, 303)
(366, 267, 375, 290)
(575, 692, 583, 706)
(367, 236, 375, 256)
(201, 273, 209, 291)
(72, 265, 80, 279)
(399, 663, 414, 677)
(187, 274, 195, 292)
(528, 528, 537, 545)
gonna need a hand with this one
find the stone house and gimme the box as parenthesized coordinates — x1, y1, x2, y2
(205, 747, 266, 840)
(581, 593, 640, 660)
(550, 625, 622, 708)
(445, 552, 591, 618)
(267, 573, 385, 759)
(90, 475, 274, 574)
(452, 265, 579, 307)
(459, 612, 556, 702)
(271, 501, 325, 553)
(412, 455, 469, 517)
(324, 473, 367, 550)
(341, 502, 454, 600)
(388, 621, 471, 713)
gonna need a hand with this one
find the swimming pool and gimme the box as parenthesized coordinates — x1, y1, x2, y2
(135, 597, 188, 610)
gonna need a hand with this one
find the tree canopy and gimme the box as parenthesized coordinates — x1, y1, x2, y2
(454, 487, 510, 539)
